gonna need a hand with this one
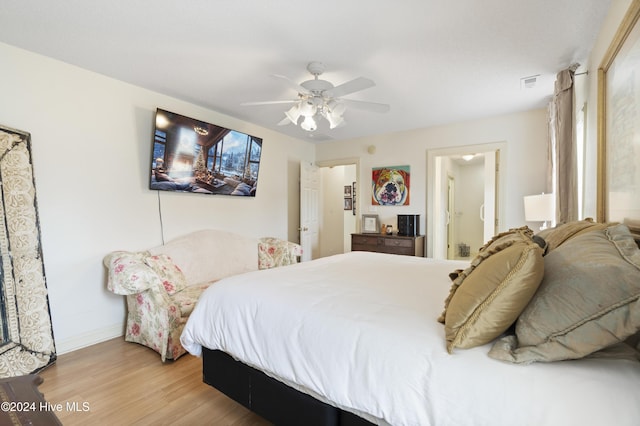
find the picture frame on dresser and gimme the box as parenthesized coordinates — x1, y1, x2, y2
(362, 214, 379, 233)
(597, 0, 640, 246)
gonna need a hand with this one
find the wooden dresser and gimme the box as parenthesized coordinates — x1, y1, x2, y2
(351, 233, 425, 257)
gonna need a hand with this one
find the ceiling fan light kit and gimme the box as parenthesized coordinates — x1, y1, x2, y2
(243, 62, 390, 133)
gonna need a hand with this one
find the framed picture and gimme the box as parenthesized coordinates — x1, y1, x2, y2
(597, 1, 640, 243)
(362, 214, 380, 233)
(344, 197, 353, 210)
(372, 165, 410, 206)
(352, 181, 357, 216)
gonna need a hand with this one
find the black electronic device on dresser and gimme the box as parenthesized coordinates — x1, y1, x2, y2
(397, 214, 419, 236)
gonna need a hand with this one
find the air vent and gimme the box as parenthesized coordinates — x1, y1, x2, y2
(307, 133, 333, 142)
(520, 75, 539, 89)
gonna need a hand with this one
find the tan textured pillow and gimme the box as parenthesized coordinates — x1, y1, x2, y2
(536, 218, 609, 252)
(442, 228, 544, 353)
(489, 224, 640, 364)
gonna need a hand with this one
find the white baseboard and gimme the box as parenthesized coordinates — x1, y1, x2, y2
(55, 323, 124, 355)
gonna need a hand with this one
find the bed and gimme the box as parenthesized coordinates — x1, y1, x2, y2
(181, 222, 640, 426)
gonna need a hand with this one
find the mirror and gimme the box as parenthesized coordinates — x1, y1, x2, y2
(0, 125, 55, 377)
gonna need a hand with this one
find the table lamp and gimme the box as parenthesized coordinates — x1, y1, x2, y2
(524, 193, 555, 230)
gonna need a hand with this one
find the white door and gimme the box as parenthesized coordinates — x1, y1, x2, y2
(300, 161, 320, 261)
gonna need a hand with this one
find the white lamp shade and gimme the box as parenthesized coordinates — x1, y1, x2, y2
(524, 193, 555, 221)
(300, 116, 317, 131)
(299, 101, 316, 117)
(325, 111, 344, 129)
(327, 100, 346, 116)
(284, 104, 301, 124)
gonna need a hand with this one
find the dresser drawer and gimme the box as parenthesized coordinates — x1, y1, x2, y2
(382, 246, 414, 256)
(383, 238, 413, 249)
(351, 235, 381, 247)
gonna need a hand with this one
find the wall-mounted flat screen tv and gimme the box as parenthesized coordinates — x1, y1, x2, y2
(149, 108, 262, 196)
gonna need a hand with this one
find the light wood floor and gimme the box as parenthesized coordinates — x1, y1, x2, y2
(38, 337, 272, 425)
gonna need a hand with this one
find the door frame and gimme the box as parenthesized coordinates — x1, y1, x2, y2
(446, 175, 455, 259)
(426, 142, 507, 258)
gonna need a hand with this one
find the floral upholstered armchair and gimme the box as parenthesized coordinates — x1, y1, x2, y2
(258, 237, 303, 269)
(104, 230, 302, 362)
(104, 251, 208, 361)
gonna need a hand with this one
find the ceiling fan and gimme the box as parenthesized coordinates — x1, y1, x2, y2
(242, 62, 390, 132)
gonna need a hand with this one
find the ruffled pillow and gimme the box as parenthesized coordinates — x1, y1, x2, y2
(439, 227, 545, 353)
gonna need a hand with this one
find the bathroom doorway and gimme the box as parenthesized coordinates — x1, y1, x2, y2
(427, 142, 506, 259)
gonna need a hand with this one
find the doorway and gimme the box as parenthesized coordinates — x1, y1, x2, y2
(319, 164, 357, 257)
(301, 159, 359, 261)
(427, 142, 506, 259)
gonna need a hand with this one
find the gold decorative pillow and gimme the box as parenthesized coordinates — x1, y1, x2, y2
(536, 218, 609, 252)
(441, 228, 544, 353)
(438, 227, 531, 323)
(489, 224, 640, 364)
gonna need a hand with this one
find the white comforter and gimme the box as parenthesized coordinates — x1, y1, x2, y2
(181, 251, 640, 426)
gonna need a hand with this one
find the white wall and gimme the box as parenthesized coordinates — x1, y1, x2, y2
(0, 42, 314, 353)
(316, 109, 549, 251)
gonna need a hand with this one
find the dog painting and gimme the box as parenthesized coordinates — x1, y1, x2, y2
(372, 165, 410, 206)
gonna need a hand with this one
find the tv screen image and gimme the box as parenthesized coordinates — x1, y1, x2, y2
(150, 108, 262, 196)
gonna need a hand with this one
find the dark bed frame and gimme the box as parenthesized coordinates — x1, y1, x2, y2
(202, 348, 375, 426)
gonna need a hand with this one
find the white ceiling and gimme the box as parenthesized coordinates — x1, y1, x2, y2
(0, 0, 611, 143)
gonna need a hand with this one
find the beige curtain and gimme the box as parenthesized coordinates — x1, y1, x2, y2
(547, 100, 556, 195)
(549, 66, 578, 224)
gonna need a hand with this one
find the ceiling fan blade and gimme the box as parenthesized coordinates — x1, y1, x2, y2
(241, 100, 298, 106)
(324, 77, 375, 98)
(341, 98, 390, 113)
(271, 74, 311, 95)
(277, 117, 292, 126)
